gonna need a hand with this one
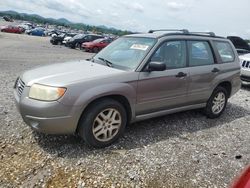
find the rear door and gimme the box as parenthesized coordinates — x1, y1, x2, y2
(136, 40, 189, 115)
(186, 40, 220, 104)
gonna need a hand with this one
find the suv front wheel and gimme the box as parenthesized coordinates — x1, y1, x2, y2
(204, 86, 228, 118)
(78, 98, 127, 148)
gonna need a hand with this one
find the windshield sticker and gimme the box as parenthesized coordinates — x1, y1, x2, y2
(130, 44, 149, 51)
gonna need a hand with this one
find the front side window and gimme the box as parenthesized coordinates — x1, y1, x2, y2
(94, 37, 156, 70)
(151, 41, 187, 69)
(214, 41, 235, 63)
(188, 41, 214, 66)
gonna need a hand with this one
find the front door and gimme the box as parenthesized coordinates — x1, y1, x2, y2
(136, 40, 189, 115)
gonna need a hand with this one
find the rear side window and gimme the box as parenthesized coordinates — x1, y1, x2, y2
(214, 41, 235, 63)
(188, 41, 215, 66)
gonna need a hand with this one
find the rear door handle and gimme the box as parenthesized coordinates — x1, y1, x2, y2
(211, 68, 220, 73)
(176, 72, 187, 78)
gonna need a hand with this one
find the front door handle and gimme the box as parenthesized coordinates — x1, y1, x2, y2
(211, 68, 220, 73)
(176, 72, 187, 78)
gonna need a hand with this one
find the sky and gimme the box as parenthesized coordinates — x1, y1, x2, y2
(0, 0, 250, 38)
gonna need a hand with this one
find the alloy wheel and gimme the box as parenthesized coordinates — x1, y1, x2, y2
(212, 92, 226, 114)
(92, 108, 122, 142)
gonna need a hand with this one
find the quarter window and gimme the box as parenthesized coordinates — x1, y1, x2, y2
(151, 41, 187, 69)
(214, 41, 235, 63)
(188, 41, 214, 66)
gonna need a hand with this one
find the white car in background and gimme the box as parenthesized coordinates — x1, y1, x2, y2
(62, 36, 72, 44)
(239, 53, 250, 84)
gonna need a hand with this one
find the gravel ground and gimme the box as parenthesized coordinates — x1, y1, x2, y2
(0, 30, 250, 188)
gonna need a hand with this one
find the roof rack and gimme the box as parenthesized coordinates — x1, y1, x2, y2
(189, 31, 216, 37)
(148, 29, 219, 38)
(148, 29, 189, 34)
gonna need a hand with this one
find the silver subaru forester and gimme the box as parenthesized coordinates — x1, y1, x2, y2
(14, 29, 241, 148)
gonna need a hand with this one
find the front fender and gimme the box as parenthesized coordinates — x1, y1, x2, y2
(70, 82, 137, 120)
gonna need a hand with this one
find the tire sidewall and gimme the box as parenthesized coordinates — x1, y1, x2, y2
(78, 99, 127, 148)
(205, 86, 228, 118)
(93, 47, 99, 53)
(76, 43, 80, 49)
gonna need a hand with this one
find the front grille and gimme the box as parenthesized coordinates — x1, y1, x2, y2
(16, 78, 25, 97)
(242, 60, 250, 69)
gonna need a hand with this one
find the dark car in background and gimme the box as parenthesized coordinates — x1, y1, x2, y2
(3, 16, 13, 22)
(236, 48, 250, 55)
(66, 34, 103, 49)
(227, 36, 250, 55)
(81, 38, 113, 52)
(0, 25, 23, 34)
(50, 33, 66, 45)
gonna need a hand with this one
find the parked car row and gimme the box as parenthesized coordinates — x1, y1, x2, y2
(50, 33, 115, 53)
(0, 22, 71, 37)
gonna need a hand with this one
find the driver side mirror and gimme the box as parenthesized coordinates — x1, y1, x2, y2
(148, 61, 166, 72)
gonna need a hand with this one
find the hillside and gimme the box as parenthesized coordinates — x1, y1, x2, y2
(0, 10, 131, 35)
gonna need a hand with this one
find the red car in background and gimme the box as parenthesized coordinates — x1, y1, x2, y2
(231, 166, 250, 188)
(0, 25, 23, 34)
(81, 38, 113, 53)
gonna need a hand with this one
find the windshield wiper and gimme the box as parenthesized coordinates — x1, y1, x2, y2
(98, 57, 113, 67)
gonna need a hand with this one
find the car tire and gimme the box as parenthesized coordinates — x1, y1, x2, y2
(93, 47, 99, 53)
(204, 86, 228, 119)
(75, 43, 80, 49)
(78, 98, 127, 148)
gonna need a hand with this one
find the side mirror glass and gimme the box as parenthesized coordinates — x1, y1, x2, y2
(148, 61, 166, 72)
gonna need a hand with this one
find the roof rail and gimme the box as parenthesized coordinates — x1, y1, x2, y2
(148, 29, 189, 34)
(188, 31, 216, 37)
(148, 29, 219, 38)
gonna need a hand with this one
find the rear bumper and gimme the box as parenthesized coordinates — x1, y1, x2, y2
(14, 87, 82, 135)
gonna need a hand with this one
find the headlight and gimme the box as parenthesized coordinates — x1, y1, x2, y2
(29, 84, 66, 101)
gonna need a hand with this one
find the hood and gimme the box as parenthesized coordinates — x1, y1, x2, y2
(239, 53, 250, 61)
(21, 60, 125, 86)
(64, 36, 72, 40)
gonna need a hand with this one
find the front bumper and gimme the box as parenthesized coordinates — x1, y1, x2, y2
(14, 87, 82, 134)
(241, 68, 250, 83)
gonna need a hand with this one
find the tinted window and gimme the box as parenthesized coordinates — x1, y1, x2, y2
(214, 41, 235, 63)
(151, 41, 187, 69)
(188, 41, 214, 66)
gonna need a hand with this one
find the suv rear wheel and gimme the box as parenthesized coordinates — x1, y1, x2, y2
(78, 98, 127, 148)
(204, 86, 228, 118)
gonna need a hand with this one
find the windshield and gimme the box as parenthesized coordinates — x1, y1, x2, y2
(73, 34, 85, 39)
(94, 37, 156, 70)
